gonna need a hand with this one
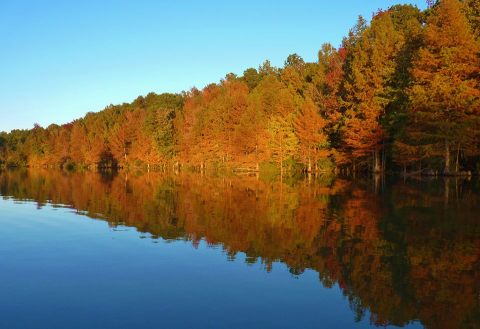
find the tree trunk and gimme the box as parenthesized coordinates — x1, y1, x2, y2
(455, 143, 460, 173)
(382, 141, 386, 173)
(444, 139, 451, 174)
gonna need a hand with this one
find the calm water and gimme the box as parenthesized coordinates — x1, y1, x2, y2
(0, 170, 479, 329)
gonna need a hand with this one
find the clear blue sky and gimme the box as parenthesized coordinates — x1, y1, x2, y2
(0, 0, 426, 132)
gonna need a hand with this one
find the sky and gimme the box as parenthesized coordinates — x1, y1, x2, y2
(0, 0, 427, 132)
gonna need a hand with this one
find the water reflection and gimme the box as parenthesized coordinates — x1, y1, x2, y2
(0, 169, 479, 329)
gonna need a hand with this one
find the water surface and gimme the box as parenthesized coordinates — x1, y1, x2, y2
(1, 170, 479, 329)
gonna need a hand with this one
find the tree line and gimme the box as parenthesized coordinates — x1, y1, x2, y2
(1, 0, 479, 175)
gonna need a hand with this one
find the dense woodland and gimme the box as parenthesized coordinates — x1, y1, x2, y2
(1, 0, 479, 175)
(1, 169, 479, 328)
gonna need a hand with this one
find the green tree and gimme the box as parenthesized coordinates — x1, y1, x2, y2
(294, 97, 329, 172)
(0, 133, 6, 165)
(242, 68, 261, 91)
(462, 0, 480, 38)
(268, 114, 298, 175)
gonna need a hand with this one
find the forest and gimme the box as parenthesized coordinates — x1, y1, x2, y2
(1, 0, 479, 175)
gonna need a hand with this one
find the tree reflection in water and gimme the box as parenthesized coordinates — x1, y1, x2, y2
(0, 169, 479, 329)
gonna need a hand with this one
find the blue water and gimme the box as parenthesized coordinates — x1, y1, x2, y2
(2, 170, 478, 328)
(0, 198, 422, 329)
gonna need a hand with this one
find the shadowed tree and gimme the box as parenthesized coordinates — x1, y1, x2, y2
(342, 12, 405, 173)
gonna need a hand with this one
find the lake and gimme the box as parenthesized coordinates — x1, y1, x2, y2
(0, 169, 479, 329)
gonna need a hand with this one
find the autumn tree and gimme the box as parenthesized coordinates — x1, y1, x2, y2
(265, 81, 299, 174)
(0, 133, 6, 165)
(381, 5, 423, 169)
(294, 97, 329, 172)
(342, 12, 405, 173)
(235, 87, 270, 169)
(316, 43, 347, 165)
(69, 120, 89, 165)
(175, 88, 203, 165)
(408, 0, 480, 173)
(145, 108, 176, 158)
(268, 115, 298, 174)
(48, 123, 73, 166)
(462, 0, 480, 38)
